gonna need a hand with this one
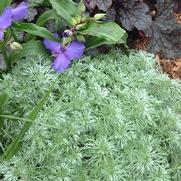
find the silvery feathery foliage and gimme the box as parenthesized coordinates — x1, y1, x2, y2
(0, 51, 181, 180)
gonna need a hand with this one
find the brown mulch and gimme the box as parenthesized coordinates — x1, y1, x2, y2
(132, 13, 181, 79)
(156, 56, 181, 79)
(132, 37, 150, 51)
(175, 13, 181, 23)
(133, 37, 181, 79)
(133, 36, 181, 79)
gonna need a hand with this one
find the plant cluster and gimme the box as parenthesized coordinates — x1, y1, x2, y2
(85, 0, 181, 59)
(0, 0, 127, 73)
(0, 0, 180, 75)
(0, 0, 127, 150)
(0, 51, 181, 180)
(0, 1, 181, 180)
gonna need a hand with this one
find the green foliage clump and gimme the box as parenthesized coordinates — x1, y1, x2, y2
(0, 51, 181, 180)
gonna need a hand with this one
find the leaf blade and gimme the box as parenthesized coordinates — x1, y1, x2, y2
(12, 22, 60, 42)
(1, 83, 54, 160)
(78, 21, 127, 48)
(0, 0, 12, 14)
(49, 0, 81, 25)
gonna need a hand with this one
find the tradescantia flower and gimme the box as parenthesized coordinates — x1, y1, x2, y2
(0, 2, 28, 40)
(44, 35, 85, 73)
(0, 8, 12, 40)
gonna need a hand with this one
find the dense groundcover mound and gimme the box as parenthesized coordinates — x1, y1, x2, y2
(0, 51, 181, 180)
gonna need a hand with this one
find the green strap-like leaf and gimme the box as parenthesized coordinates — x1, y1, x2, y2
(25, 10, 58, 42)
(36, 9, 57, 26)
(12, 22, 60, 42)
(1, 83, 55, 160)
(30, 0, 51, 7)
(0, 0, 12, 14)
(0, 90, 11, 129)
(85, 36, 112, 50)
(49, 0, 81, 26)
(78, 21, 127, 48)
(0, 29, 11, 49)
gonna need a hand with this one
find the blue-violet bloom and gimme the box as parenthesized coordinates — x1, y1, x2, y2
(44, 36, 85, 73)
(0, 2, 28, 40)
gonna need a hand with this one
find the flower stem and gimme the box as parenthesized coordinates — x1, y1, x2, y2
(10, 28, 19, 42)
(1, 48, 11, 71)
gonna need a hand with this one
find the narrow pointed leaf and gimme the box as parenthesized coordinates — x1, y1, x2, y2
(1, 83, 54, 160)
(12, 22, 60, 42)
(0, 0, 12, 14)
(78, 21, 127, 48)
(36, 9, 57, 26)
(0, 90, 11, 129)
(49, 0, 81, 25)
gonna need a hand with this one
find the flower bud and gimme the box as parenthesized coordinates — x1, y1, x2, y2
(70, 17, 77, 26)
(75, 15, 82, 24)
(10, 42, 23, 51)
(81, 16, 88, 22)
(78, 0, 86, 13)
(94, 13, 106, 21)
(62, 30, 73, 37)
(75, 23, 87, 30)
(76, 35, 85, 42)
(62, 37, 72, 47)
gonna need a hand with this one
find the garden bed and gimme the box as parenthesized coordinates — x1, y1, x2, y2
(0, 0, 181, 180)
(0, 51, 181, 180)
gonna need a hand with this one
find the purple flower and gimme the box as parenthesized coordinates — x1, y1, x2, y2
(0, 8, 12, 40)
(44, 36, 85, 73)
(11, 2, 28, 22)
(0, 2, 28, 40)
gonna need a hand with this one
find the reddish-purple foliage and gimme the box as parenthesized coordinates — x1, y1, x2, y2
(84, 0, 181, 59)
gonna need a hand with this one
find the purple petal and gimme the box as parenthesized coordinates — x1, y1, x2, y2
(52, 52, 71, 73)
(44, 34, 61, 54)
(0, 31, 4, 40)
(0, 7, 12, 29)
(11, 2, 28, 21)
(44, 39, 61, 55)
(65, 40, 85, 60)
